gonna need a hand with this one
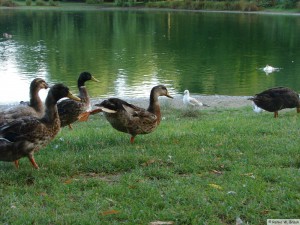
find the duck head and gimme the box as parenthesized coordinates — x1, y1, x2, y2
(31, 78, 49, 91)
(151, 85, 173, 99)
(78, 72, 99, 87)
(50, 84, 81, 103)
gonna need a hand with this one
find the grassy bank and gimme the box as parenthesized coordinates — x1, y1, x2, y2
(0, 106, 299, 224)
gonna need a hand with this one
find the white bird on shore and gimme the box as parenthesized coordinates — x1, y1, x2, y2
(183, 90, 209, 107)
(252, 101, 264, 113)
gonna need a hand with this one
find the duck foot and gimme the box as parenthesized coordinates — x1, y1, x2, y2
(130, 136, 135, 144)
(28, 156, 39, 169)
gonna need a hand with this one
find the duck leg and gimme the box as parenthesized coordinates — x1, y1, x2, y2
(274, 111, 279, 118)
(130, 136, 135, 144)
(14, 160, 19, 169)
(28, 155, 39, 169)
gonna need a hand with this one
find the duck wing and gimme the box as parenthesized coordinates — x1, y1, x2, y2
(98, 98, 158, 135)
(57, 99, 88, 127)
(0, 117, 49, 162)
(0, 105, 41, 126)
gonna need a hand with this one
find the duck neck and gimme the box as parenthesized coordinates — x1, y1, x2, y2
(77, 78, 86, 89)
(41, 94, 59, 125)
(78, 86, 89, 104)
(29, 88, 43, 113)
(147, 91, 161, 125)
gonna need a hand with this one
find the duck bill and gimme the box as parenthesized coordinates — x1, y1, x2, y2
(91, 76, 100, 83)
(67, 92, 81, 101)
(101, 107, 117, 113)
(166, 92, 173, 99)
(43, 82, 49, 89)
(94, 104, 117, 113)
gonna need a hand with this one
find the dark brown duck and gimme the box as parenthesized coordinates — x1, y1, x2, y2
(249, 87, 300, 118)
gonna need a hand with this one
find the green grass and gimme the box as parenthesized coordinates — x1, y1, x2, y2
(0, 106, 299, 224)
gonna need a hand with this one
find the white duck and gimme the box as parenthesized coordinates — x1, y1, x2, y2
(183, 90, 209, 107)
(263, 65, 279, 75)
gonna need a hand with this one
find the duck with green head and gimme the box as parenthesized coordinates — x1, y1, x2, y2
(57, 72, 99, 129)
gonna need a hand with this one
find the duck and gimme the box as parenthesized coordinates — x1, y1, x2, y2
(183, 90, 209, 107)
(92, 85, 173, 143)
(0, 83, 81, 169)
(248, 87, 300, 118)
(0, 78, 49, 126)
(3, 33, 12, 39)
(57, 72, 99, 129)
(263, 65, 279, 75)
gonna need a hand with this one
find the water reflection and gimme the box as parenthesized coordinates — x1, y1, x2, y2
(106, 69, 176, 98)
(0, 10, 299, 104)
(0, 38, 49, 103)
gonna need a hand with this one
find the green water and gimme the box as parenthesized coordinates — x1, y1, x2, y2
(0, 9, 299, 103)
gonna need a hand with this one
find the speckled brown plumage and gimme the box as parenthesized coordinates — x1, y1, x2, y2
(95, 85, 173, 143)
(0, 78, 48, 126)
(249, 87, 300, 118)
(57, 72, 99, 129)
(0, 84, 80, 169)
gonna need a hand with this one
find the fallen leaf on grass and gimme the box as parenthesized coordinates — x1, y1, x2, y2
(211, 169, 223, 175)
(64, 179, 72, 184)
(39, 192, 48, 197)
(101, 209, 120, 216)
(208, 183, 223, 190)
(141, 159, 156, 167)
(260, 209, 270, 215)
(241, 173, 253, 176)
(149, 221, 174, 225)
(215, 142, 223, 147)
(241, 173, 256, 179)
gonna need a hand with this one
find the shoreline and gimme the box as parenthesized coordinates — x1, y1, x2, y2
(0, 94, 252, 111)
(1, 4, 299, 16)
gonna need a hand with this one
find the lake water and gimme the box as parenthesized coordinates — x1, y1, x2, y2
(0, 9, 299, 104)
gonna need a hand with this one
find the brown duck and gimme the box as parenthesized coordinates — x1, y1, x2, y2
(0, 78, 48, 126)
(57, 72, 99, 129)
(248, 87, 300, 118)
(92, 85, 173, 143)
(0, 84, 80, 169)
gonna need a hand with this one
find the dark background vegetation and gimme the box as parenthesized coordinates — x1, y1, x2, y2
(0, 0, 299, 11)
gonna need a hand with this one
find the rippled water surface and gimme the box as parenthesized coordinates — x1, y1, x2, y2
(0, 9, 299, 104)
